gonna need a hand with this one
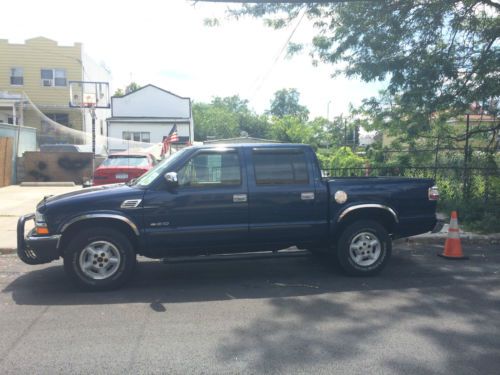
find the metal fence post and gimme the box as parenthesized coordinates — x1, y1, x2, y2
(463, 114, 470, 199)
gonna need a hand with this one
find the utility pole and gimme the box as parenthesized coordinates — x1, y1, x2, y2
(344, 117, 347, 147)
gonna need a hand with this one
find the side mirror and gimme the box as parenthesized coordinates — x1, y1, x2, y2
(164, 172, 178, 188)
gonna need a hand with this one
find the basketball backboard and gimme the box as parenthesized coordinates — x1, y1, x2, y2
(69, 81, 110, 108)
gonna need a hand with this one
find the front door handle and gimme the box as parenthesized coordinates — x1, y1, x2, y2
(233, 194, 247, 203)
(301, 192, 315, 200)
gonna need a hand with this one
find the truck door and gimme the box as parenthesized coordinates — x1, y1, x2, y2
(246, 147, 325, 248)
(142, 148, 248, 255)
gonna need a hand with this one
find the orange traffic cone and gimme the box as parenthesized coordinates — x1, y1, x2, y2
(438, 211, 468, 260)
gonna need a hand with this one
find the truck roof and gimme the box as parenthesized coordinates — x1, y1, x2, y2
(192, 143, 310, 149)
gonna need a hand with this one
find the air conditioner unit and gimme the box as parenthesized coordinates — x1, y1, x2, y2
(42, 79, 53, 87)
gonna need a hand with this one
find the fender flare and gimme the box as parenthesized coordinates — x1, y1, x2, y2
(60, 213, 140, 236)
(337, 204, 399, 224)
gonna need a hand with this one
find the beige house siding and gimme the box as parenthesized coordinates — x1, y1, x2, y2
(22, 109, 83, 130)
(1, 37, 112, 140)
(0, 37, 82, 107)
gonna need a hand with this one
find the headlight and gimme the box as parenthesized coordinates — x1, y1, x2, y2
(35, 211, 46, 225)
(35, 211, 49, 235)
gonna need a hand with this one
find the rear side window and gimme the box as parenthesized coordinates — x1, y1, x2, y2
(252, 149, 309, 185)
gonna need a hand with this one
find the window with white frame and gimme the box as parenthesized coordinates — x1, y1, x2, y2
(123, 131, 151, 143)
(41, 69, 67, 87)
(10, 68, 23, 85)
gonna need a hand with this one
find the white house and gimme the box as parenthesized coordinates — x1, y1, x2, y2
(106, 84, 193, 152)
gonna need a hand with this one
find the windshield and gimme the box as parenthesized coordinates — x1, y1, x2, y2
(101, 156, 149, 167)
(132, 148, 190, 187)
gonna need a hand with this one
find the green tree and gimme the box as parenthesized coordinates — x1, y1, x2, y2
(113, 82, 141, 97)
(125, 82, 141, 94)
(308, 116, 345, 149)
(268, 88, 310, 122)
(233, 1, 500, 139)
(113, 88, 125, 97)
(317, 146, 367, 173)
(192, 102, 240, 141)
(211, 95, 270, 138)
(269, 115, 312, 143)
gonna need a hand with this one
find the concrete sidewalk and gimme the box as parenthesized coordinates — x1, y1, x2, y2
(0, 185, 81, 251)
(400, 221, 500, 246)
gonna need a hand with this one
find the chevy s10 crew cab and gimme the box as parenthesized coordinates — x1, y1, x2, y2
(17, 144, 440, 290)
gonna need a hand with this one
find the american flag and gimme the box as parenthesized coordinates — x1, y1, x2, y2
(161, 124, 179, 157)
(166, 124, 179, 143)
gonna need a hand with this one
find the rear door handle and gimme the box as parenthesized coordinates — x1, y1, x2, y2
(301, 192, 315, 200)
(233, 194, 247, 203)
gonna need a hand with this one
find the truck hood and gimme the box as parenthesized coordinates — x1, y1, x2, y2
(37, 184, 145, 213)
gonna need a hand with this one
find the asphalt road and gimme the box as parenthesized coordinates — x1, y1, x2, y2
(0, 242, 499, 374)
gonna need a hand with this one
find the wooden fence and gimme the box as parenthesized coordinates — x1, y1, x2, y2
(0, 137, 13, 187)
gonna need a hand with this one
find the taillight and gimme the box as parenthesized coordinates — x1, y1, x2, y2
(428, 186, 439, 201)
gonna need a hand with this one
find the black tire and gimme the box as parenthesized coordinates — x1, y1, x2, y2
(63, 227, 136, 291)
(336, 220, 391, 276)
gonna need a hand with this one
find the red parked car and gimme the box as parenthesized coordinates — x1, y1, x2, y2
(93, 153, 156, 186)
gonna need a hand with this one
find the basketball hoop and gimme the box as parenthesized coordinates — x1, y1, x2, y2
(83, 94, 97, 108)
(68, 81, 110, 181)
(69, 81, 110, 109)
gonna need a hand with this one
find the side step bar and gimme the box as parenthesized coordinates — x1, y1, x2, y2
(162, 249, 310, 264)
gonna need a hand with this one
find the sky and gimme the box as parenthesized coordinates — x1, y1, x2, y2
(2, 0, 385, 119)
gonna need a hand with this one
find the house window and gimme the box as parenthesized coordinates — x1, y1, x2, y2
(123, 131, 150, 143)
(41, 69, 67, 87)
(10, 68, 23, 85)
(45, 113, 70, 126)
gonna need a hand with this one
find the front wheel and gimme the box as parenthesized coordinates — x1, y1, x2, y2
(63, 227, 136, 290)
(336, 220, 391, 276)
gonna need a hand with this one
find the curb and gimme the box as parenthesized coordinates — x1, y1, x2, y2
(0, 248, 17, 255)
(398, 235, 500, 246)
(20, 182, 76, 187)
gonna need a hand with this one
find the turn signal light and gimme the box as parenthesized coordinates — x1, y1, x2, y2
(36, 226, 49, 235)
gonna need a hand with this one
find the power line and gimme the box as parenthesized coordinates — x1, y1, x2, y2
(247, 7, 307, 100)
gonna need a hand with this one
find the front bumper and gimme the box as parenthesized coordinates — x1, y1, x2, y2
(17, 213, 61, 265)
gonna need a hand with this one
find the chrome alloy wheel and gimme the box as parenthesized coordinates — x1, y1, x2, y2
(349, 232, 382, 267)
(78, 241, 121, 280)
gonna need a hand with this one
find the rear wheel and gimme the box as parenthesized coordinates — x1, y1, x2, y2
(336, 220, 391, 276)
(63, 227, 136, 290)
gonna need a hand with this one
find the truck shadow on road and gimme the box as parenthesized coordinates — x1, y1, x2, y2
(3, 245, 499, 307)
(216, 277, 500, 374)
(213, 246, 500, 374)
(2, 245, 499, 374)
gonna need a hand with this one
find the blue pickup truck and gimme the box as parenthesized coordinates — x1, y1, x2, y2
(17, 144, 440, 290)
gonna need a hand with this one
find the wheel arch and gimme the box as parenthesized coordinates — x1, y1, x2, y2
(59, 214, 139, 254)
(335, 205, 398, 235)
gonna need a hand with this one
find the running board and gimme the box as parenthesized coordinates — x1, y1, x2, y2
(161, 249, 310, 264)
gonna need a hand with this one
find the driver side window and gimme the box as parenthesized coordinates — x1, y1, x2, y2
(177, 151, 241, 187)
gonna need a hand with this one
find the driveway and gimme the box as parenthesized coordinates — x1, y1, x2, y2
(0, 242, 499, 374)
(0, 185, 81, 250)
